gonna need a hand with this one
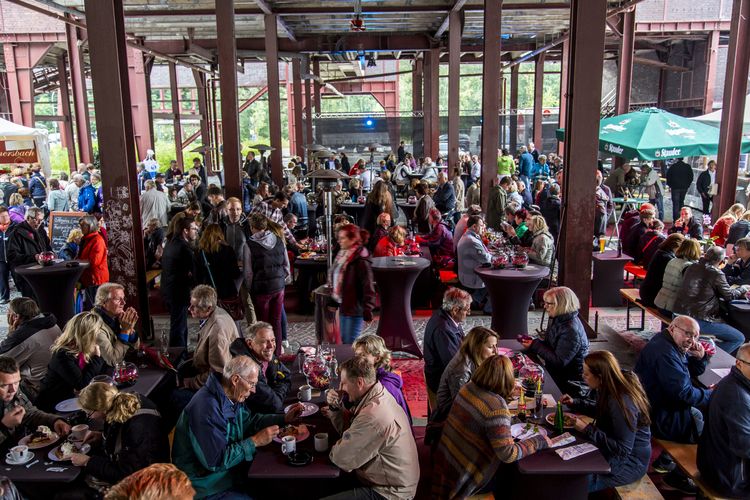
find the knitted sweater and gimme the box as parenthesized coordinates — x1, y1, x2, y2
(432, 381, 548, 499)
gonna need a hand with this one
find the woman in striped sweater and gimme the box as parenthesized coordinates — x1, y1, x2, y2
(432, 355, 551, 499)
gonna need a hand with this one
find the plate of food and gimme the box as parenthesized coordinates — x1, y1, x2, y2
(273, 424, 310, 443)
(546, 412, 578, 429)
(55, 397, 81, 413)
(284, 402, 319, 417)
(300, 252, 317, 259)
(48, 442, 91, 462)
(511, 423, 548, 440)
(19, 426, 60, 449)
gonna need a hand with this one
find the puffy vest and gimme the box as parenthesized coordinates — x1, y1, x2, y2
(247, 235, 286, 294)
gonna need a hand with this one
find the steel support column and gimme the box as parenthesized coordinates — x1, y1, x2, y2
(285, 64, 295, 157)
(448, 10, 462, 176)
(412, 57, 424, 158)
(304, 59, 314, 147)
(292, 58, 305, 158)
(144, 57, 156, 155)
(423, 48, 440, 160)
(715, 0, 750, 217)
(557, 38, 569, 156)
(532, 53, 545, 150)
(312, 59, 321, 115)
(265, 14, 283, 187)
(83, 0, 150, 337)
(126, 45, 153, 161)
(703, 30, 720, 114)
(3, 41, 52, 126)
(193, 69, 213, 171)
(509, 65, 519, 153)
(64, 17, 93, 164)
(559, 0, 607, 324)
(210, 78, 221, 172)
(216, 0, 242, 198)
(480, 0, 502, 210)
(615, 9, 635, 115)
(168, 63, 184, 169)
(56, 54, 77, 172)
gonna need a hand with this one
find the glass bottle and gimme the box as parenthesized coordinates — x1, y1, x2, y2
(533, 378, 543, 421)
(554, 401, 565, 435)
(518, 391, 527, 422)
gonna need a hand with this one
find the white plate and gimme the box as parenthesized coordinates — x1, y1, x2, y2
(48, 443, 90, 462)
(511, 423, 548, 441)
(55, 398, 81, 413)
(5, 451, 34, 466)
(284, 402, 319, 417)
(19, 432, 60, 450)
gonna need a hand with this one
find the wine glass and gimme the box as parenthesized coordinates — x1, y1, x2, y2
(137, 343, 148, 368)
(159, 330, 170, 358)
(302, 355, 314, 385)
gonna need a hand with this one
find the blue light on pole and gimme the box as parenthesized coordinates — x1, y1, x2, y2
(364, 118, 374, 127)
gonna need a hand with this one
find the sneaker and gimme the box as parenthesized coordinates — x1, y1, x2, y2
(651, 453, 676, 474)
(663, 471, 697, 495)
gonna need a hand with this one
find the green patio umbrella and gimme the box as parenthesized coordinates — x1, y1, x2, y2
(555, 107, 750, 160)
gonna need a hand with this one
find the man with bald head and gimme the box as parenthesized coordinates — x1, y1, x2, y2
(635, 315, 711, 493)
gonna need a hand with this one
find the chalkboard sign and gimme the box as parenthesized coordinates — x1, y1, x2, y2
(48, 211, 81, 254)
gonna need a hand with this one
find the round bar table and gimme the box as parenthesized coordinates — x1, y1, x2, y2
(591, 250, 632, 307)
(15, 260, 89, 328)
(728, 300, 750, 342)
(475, 264, 550, 338)
(371, 256, 430, 357)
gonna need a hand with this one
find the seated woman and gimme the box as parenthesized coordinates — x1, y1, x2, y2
(432, 355, 550, 498)
(368, 212, 391, 253)
(654, 238, 701, 314)
(59, 228, 83, 261)
(501, 208, 534, 247)
(433, 326, 499, 423)
(416, 208, 455, 268)
(710, 203, 745, 247)
(668, 206, 703, 239)
(373, 225, 406, 257)
(527, 215, 554, 266)
(520, 286, 589, 395)
(350, 334, 412, 424)
(35, 312, 108, 412)
(560, 351, 651, 492)
(634, 219, 665, 266)
(638, 233, 684, 307)
(70, 382, 170, 485)
(623, 207, 655, 258)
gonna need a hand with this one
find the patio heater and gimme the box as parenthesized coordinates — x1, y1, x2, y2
(306, 167, 350, 268)
(367, 142, 383, 190)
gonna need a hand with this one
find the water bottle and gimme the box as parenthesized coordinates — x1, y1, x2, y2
(533, 378, 543, 422)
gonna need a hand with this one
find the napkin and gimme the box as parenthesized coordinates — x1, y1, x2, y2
(549, 432, 576, 448)
(555, 443, 598, 461)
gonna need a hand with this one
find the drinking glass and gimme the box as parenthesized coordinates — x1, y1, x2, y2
(159, 330, 170, 358)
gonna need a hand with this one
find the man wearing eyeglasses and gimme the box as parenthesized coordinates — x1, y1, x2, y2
(698, 342, 750, 498)
(634, 315, 712, 494)
(6, 207, 51, 300)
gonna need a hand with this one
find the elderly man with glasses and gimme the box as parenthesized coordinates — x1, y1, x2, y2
(92, 282, 140, 366)
(698, 342, 750, 498)
(635, 315, 712, 494)
(7, 206, 50, 300)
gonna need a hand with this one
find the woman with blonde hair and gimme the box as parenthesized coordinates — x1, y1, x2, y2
(197, 223, 241, 302)
(59, 227, 83, 260)
(561, 351, 651, 491)
(69, 382, 170, 485)
(527, 214, 554, 266)
(361, 180, 395, 235)
(520, 286, 589, 395)
(36, 311, 108, 411)
(373, 224, 406, 257)
(710, 202, 745, 247)
(105, 463, 195, 500)
(368, 211, 392, 252)
(7, 192, 25, 224)
(352, 334, 412, 423)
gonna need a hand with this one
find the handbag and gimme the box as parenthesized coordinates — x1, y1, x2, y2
(201, 250, 245, 321)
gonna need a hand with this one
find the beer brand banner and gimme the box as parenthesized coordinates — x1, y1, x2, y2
(0, 140, 37, 163)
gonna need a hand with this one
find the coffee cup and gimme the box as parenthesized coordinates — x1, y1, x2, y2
(297, 384, 312, 402)
(281, 435, 296, 455)
(7, 445, 28, 462)
(71, 424, 89, 442)
(314, 433, 329, 453)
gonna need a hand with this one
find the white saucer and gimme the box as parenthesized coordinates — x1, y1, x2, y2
(55, 398, 81, 413)
(5, 451, 34, 466)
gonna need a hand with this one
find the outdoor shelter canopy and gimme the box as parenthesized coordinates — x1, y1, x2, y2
(556, 107, 750, 160)
(0, 118, 51, 175)
(692, 94, 750, 135)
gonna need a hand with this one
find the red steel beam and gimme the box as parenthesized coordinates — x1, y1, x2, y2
(126, 45, 154, 161)
(703, 30, 720, 114)
(312, 59, 321, 115)
(56, 54, 77, 173)
(425, 48, 440, 159)
(83, 0, 150, 337)
(557, 37, 569, 156)
(509, 65, 519, 153)
(532, 52, 545, 150)
(3, 41, 53, 126)
(304, 60, 313, 150)
(635, 20, 731, 32)
(192, 69, 213, 171)
(412, 57, 424, 158)
(715, 0, 750, 218)
(615, 9, 636, 115)
(217, 0, 242, 199)
(559, 0, 607, 324)
(168, 62, 184, 169)
(265, 14, 284, 187)
(480, 0, 502, 210)
(64, 17, 93, 164)
(292, 58, 305, 158)
(448, 10, 462, 175)
(285, 64, 295, 157)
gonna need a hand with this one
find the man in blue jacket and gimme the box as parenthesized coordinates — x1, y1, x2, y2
(517, 146, 535, 185)
(697, 343, 750, 498)
(28, 165, 47, 208)
(634, 315, 711, 494)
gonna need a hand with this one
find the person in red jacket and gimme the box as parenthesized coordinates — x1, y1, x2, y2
(373, 225, 406, 257)
(78, 214, 109, 310)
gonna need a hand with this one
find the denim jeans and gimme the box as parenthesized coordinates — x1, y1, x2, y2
(695, 318, 745, 355)
(671, 188, 687, 222)
(165, 299, 189, 347)
(340, 315, 364, 344)
(649, 194, 664, 221)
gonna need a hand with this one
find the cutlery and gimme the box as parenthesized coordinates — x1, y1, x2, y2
(25, 459, 39, 469)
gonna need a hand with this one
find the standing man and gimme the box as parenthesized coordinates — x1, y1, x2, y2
(433, 172, 456, 214)
(161, 217, 199, 347)
(192, 157, 208, 187)
(666, 157, 694, 222)
(66, 174, 84, 211)
(456, 215, 492, 313)
(397, 141, 406, 163)
(28, 164, 47, 208)
(243, 151, 261, 186)
(140, 180, 171, 228)
(469, 155, 481, 187)
(696, 160, 717, 216)
(518, 146, 534, 186)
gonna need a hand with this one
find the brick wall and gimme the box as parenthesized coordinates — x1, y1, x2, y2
(0, 2, 64, 34)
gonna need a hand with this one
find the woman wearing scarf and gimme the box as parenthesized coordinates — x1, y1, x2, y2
(328, 224, 376, 343)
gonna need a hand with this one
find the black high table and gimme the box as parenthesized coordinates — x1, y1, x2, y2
(591, 250, 632, 307)
(475, 264, 550, 338)
(15, 260, 89, 328)
(371, 256, 430, 357)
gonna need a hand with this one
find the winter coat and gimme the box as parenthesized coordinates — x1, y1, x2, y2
(433, 182, 456, 213)
(0, 222, 15, 263)
(710, 216, 733, 247)
(172, 372, 285, 499)
(78, 183, 98, 214)
(528, 311, 589, 395)
(94, 307, 138, 366)
(8, 205, 24, 224)
(0, 314, 61, 397)
(665, 159, 694, 190)
(140, 188, 170, 227)
(623, 221, 649, 259)
(377, 367, 413, 425)
(58, 241, 79, 261)
(529, 229, 554, 266)
(198, 244, 241, 300)
(229, 338, 290, 414)
(186, 307, 239, 391)
(160, 237, 198, 306)
(35, 350, 108, 412)
(727, 220, 750, 247)
(457, 230, 491, 290)
(540, 195, 561, 241)
(434, 353, 476, 423)
(696, 169, 713, 197)
(674, 260, 744, 322)
(634, 330, 711, 442)
(243, 230, 290, 296)
(639, 249, 674, 306)
(47, 189, 69, 212)
(668, 216, 703, 240)
(7, 220, 51, 268)
(518, 152, 534, 179)
(654, 257, 695, 312)
(328, 245, 376, 321)
(28, 172, 46, 199)
(373, 236, 403, 258)
(84, 395, 170, 484)
(79, 231, 109, 287)
(486, 186, 507, 231)
(0, 389, 58, 448)
(697, 366, 750, 498)
(636, 230, 665, 267)
(328, 382, 419, 499)
(423, 308, 464, 394)
(417, 222, 454, 267)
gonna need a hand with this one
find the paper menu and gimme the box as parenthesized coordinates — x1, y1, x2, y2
(555, 443, 598, 461)
(711, 368, 731, 378)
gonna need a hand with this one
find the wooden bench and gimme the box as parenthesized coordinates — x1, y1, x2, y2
(655, 439, 731, 500)
(620, 288, 672, 331)
(614, 476, 663, 500)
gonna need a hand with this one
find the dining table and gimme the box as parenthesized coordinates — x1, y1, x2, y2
(727, 299, 750, 342)
(475, 264, 550, 338)
(371, 256, 430, 357)
(339, 202, 365, 224)
(591, 250, 632, 307)
(15, 260, 90, 329)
